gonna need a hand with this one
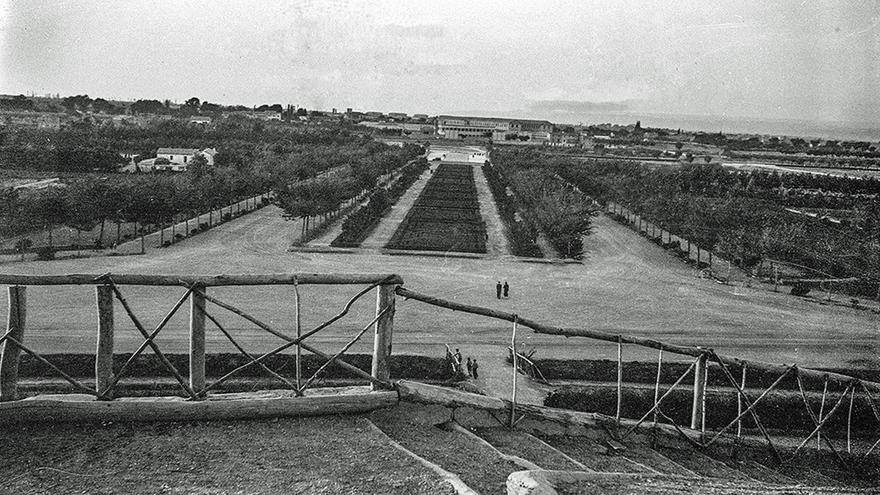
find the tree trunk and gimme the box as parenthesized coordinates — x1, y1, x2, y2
(116, 222, 121, 245)
(98, 219, 106, 248)
(160, 224, 164, 246)
(185, 217, 189, 236)
(48, 226, 53, 248)
(76, 229, 81, 254)
(209, 210, 213, 226)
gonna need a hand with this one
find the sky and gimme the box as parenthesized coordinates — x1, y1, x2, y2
(1, 0, 879, 127)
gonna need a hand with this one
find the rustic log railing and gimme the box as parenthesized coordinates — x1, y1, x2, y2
(0, 273, 401, 404)
(394, 286, 880, 463)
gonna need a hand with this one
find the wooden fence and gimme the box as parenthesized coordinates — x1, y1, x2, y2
(0, 273, 400, 411)
(2, 272, 879, 464)
(395, 286, 880, 463)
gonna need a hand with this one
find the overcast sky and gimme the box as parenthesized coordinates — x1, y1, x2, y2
(2, 0, 878, 125)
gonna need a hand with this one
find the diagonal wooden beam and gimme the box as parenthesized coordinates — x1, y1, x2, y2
(4, 335, 97, 396)
(621, 355, 699, 440)
(707, 353, 784, 464)
(104, 281, 197, 399)
(193, 281, 388, 394)
(790, 382, 853, 459)
(202, 308, 297, 390)
(298, 305, 391, 394)
(795, 373, 847, 467)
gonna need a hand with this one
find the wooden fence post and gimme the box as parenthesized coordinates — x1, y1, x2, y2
(371, 284, 395, 390)
(190, 285, 206, 395)
(95, 285, 114, 395)
(294, 279, 302, 394)
(0, 286, 26, 401)
(691, 352, 708, 432)
(616, 336, 623, 424)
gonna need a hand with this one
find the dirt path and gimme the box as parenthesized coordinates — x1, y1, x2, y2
(472, 162, 511, 257)
(307, 198, 363, 247)
(360, 164, 436, 249)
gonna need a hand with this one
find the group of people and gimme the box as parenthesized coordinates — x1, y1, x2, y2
(495, 280, 510, 299)
(447, 347, 479, 379)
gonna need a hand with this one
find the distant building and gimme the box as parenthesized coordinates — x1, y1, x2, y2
(436, 115, 553, 144)
(387, 112, 407, 120)
(412, 114, 429, 120)
(548, 133, 580, 147)
(155, 147, 217, 172)
(0, 111, 62, 130)
(189, 116, 212, 125)
(364, 111, 384, 120)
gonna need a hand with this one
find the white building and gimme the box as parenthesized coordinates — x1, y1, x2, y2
(155, 147, 217, 172)
(436, 115, 553, 144)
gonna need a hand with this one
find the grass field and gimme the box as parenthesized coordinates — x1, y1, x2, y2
(0, 199, 877, 371)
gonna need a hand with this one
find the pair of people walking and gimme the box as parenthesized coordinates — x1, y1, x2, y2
(466, 357, 479, 379)
(495, 280, 510, 299)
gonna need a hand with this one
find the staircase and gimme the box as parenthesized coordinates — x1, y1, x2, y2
(369, 403, 879, 494)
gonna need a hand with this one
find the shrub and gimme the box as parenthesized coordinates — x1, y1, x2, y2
(35, 246, 56, 260)
(222, 213, 232, 222)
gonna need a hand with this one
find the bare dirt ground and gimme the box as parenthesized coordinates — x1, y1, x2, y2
(0, 201, 877, 372)
(0, 415, 450, 494)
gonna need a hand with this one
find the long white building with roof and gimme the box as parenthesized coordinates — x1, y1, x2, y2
(436, 115, 553, 144)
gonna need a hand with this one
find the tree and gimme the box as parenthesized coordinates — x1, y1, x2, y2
(28, 189, 69, 248)
(185, 97, 201, 109)
(188, 153, 210, 182)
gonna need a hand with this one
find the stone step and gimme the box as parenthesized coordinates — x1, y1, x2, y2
(535, 434, 657, 474)
(472, 426, 587, 471)
(652, 445, 758, 482)
(370, 404, 523, 495)
(521, 472, 870, 495)
(617, 444, 701, 477)
(773, 464, 847, 488)
(729, 459, 799, 486)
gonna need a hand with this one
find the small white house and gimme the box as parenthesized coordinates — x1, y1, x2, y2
(155, 148, 218, 172)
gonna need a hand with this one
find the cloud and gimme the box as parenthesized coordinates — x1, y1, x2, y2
(528, 100, 633, 114)
(385, 24, 445, 39)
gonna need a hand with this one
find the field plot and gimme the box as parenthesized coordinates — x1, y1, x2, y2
(386, 163, 487, 254)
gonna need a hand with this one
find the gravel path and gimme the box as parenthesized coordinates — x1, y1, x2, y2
(472, 161, 511, 257)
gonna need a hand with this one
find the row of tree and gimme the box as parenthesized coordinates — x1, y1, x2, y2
(275, 144, 425, 239)
(331, 158, 429, 247)
(558, 159, 880, 294)
(1, 166, 270, 250)
(491, 147, 596, 259)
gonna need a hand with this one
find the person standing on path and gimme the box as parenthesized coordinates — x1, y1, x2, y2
(466, 357, 473, 377)
(496, 281, 502, 299)
(503, 281, 509, 298)
(472, 359, 479, 379)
